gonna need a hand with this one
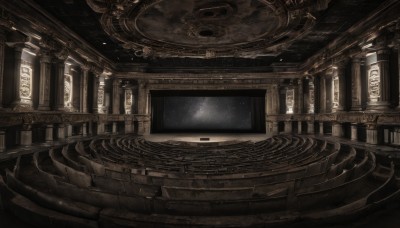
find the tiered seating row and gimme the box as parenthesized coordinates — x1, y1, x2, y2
(0, 135, 399, 228)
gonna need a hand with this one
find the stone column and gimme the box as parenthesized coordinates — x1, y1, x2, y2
(92, 75, 99, 113)
(0, 30, 6, 109)
(336, 61, 347, 112)
(284, 121, 292, 134)
(97, 122, 105, 135)
(112, 122, 117, 134)
(80, 66, 89, 113)
(297, 79, 303, 114)
(307, 122, 314, 134)
(97, 76, 105, 114)
(57, 124, 65, 140)
(272, 122, 279, 135)
(82, 123, 87, 136)
(351, 123, 358, 141)
(332, 122, 343, 137)
(298, 121, 302, 134)
(11, 45, 35, 111)
(366, 48, 391, 111)
(20, 124, 32, 146)
(320, 77, 326, 113)
(286, 86, 295, 114)
(319, 122, 324, 135)
(309, 78, 315, 113)
(351, 57, 362, 111)
(271, 84, 280, 115)
(45, 124, 53, 142)
(66, 124, 73, 138)
(124, 86, 133, 114)
(270, 84, 280, 135)
(125, 119, 133, 134)
(0, 130, 5, 152)
(366, 124, 378, 144)
(54, 59, 66, 111)
(38, 52, 52, 110)
(112, 79, 121, 114)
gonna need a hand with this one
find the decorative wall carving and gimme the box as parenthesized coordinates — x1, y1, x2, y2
(286, 88, 294, 114)
(97, 85, 105, 114)
(19, 63, 32, 101)
(64, 73, 73, 109)
(332, 75, 339, 110)
(308, 80, 315, 114)
(124, 89, 133, 114)
(368, 64, 380, 102)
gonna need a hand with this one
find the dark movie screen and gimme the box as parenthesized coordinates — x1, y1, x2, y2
(151, 90, 265, 133)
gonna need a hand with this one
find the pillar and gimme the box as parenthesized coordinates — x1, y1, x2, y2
(112, 79, 121, 114)
(366, 48, 391, 111)
(97, 122, 105, 135)
(272, 122, 279, 135)
(308, 78, 315, 113)
(351, 57, 362, 111)
(124, 86, 133, 114)
(20, 124, 32, 146)
(82, 123, 87, 136)
(307, 122, 314, 134)
(351, 123, 358, 141)
(336, 61, 347, 112)
(54, 59, 66, 111)
(125, 120, 133, 134)
(320, 77, 326, 113)
(0, 130, 5, 152)
(112, 122, 117, 134)
(366, 124, 378, 144)
(80, 66, 89, 113)
(57, 124, 65, 140)
(286, 86, 294, 114)
(66, 124, 72, 137)
(297, 79, 303, 114)
(11, 45, 34, 111)
(332, 122, 343, 137)
(284, 121, 292, 134)
(319, 122, 324, 135)
(38, 52, 52, 110)
(271, 84, 280, 115)
(298, 121, 302, 134)
(45, 124, 53, 142)
(97, 76, 105, 114)
(92, 75, 99, 113)
(0, 30, 6, 109)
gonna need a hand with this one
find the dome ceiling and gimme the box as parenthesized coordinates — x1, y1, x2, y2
(30, 0, 386, 71)
(87, 0, 330, 58)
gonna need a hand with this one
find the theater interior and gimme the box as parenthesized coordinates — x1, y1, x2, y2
(1, 0, 400, 227)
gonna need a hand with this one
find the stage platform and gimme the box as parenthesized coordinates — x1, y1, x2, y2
(144, 133, 269, 143)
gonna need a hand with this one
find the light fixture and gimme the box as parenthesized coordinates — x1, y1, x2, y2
(102, 42, 107, 45)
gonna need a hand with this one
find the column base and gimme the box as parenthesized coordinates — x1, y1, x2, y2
(12, 102, 33, 112)
(307, 122, 314, 134)
(20, 130, 32, 146)
(38, 105, 51, 111)
(45, 125, 53, 142)
(366, 102, 392, 112)
(332, 123, 343, 137)
(351, 124, 358, 141)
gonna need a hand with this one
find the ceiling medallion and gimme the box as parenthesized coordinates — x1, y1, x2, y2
(86, 0, 331, 58)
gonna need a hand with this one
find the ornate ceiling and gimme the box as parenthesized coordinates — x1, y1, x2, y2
(29, 0, 386, 71)
(87, 0, 330, 59)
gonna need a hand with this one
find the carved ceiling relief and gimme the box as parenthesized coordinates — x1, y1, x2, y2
(86, 0, 330, 58)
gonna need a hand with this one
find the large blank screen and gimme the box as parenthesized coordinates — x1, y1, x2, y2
(151, 90, 265, 133)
